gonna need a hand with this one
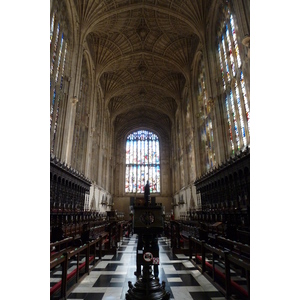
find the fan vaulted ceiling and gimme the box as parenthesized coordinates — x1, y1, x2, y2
(75, 0, 214, 140)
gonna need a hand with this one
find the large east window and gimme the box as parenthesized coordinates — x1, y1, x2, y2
(125, 130, 160, 193)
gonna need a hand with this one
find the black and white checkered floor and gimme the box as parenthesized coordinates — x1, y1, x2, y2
(51, 234, 226, 300)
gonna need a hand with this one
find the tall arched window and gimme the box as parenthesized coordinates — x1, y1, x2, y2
(50, 10, 69, 153)
(197, 58, 216, 171)
(125, 130, 160, 194)
(186, 99, 196, 181)
(217, 2, 250, 154)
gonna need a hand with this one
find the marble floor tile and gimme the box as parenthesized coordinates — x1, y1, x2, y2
(167, 277, 182, 282)
(102, 255, 114, 260)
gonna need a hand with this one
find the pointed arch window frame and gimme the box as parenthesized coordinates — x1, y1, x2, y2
(125, 130, 161, 194)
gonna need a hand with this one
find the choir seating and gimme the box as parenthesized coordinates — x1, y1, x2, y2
(163, 149, 251, 299)
(189, 236, 250, 300)
(50, 218, 131, 299)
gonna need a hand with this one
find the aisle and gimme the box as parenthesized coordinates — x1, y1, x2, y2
(66, 234, 225, 300)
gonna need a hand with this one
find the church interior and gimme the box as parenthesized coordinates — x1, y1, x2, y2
(49, 0, 251, 299)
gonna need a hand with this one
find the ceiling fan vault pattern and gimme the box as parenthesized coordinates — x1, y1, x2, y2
(72, 0, 214, 141)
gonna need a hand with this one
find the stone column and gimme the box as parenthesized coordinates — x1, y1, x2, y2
(85, 72, 96, 178)
(177, 102, 185, 188)
(96, 98, 105, 186)
(61, 32, 85, 165)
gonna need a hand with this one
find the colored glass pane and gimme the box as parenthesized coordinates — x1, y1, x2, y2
(137, 166, 141, 193)
(145, 140, 148, 164)
(130, 140, 134, 163)
(50, 89, 56, 129)
(226, 24, 235, 77)
(51, 23, 60, 76)
(221, 35, 230, 83)
(230, 90, 239, 150)
(218, 44, 226, 90)
(235, 81, 247, 147)
(240, 72, 250, 135)
(137, 140, 141, 164)
(230, 15, 242, 68)
(197, 59, 216, 171)
(50, 14, 55, 44)
(225, 95, 234, 151)
(55, 33, 64, 83)
(60, 43, 67, 89)
(156, 140, 160, 163)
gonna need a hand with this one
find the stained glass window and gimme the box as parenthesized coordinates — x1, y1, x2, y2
(50, 11, 69, 154)
(50, 14, 55, 44)
(235, 80, 246, 146)
(51, 23, 60, 76)
(217, 2, 250, 153)
(60, 43, 68, 89)
(221, 35, 230, 83)
(226, 24, 235, 77)
(55, 33, 64, 83)
(218, 44, 226, 91)
(240, 71, 250, 134)
(125, 130, 160, 193)
(230, 15, 242, 68)
(225, 94, 234, 151)
(186, 101, 196, 181)
(197, 59, 216, 171)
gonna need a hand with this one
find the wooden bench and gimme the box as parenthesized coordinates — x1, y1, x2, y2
(90, 224, 108, 239)
(50, 235, 105, 299)
(170, 221, 209, 254)
(89, 224, 110, 256)
(189, 236, 250, 299)
(212, 236, 250, 262)
(50, 237, 73, 253)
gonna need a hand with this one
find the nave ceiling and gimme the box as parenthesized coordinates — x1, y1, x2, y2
(70, 0, 215, 140)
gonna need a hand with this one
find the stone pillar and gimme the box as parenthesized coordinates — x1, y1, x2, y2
(97, 98, 106, 186)
(61, 33, 84, 165)
(85, 73, 96, 178)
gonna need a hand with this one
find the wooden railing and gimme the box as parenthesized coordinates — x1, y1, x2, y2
(50, 219, 133, 299)
(189, 236, 250, 299)
(50, 234, 109, 299)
